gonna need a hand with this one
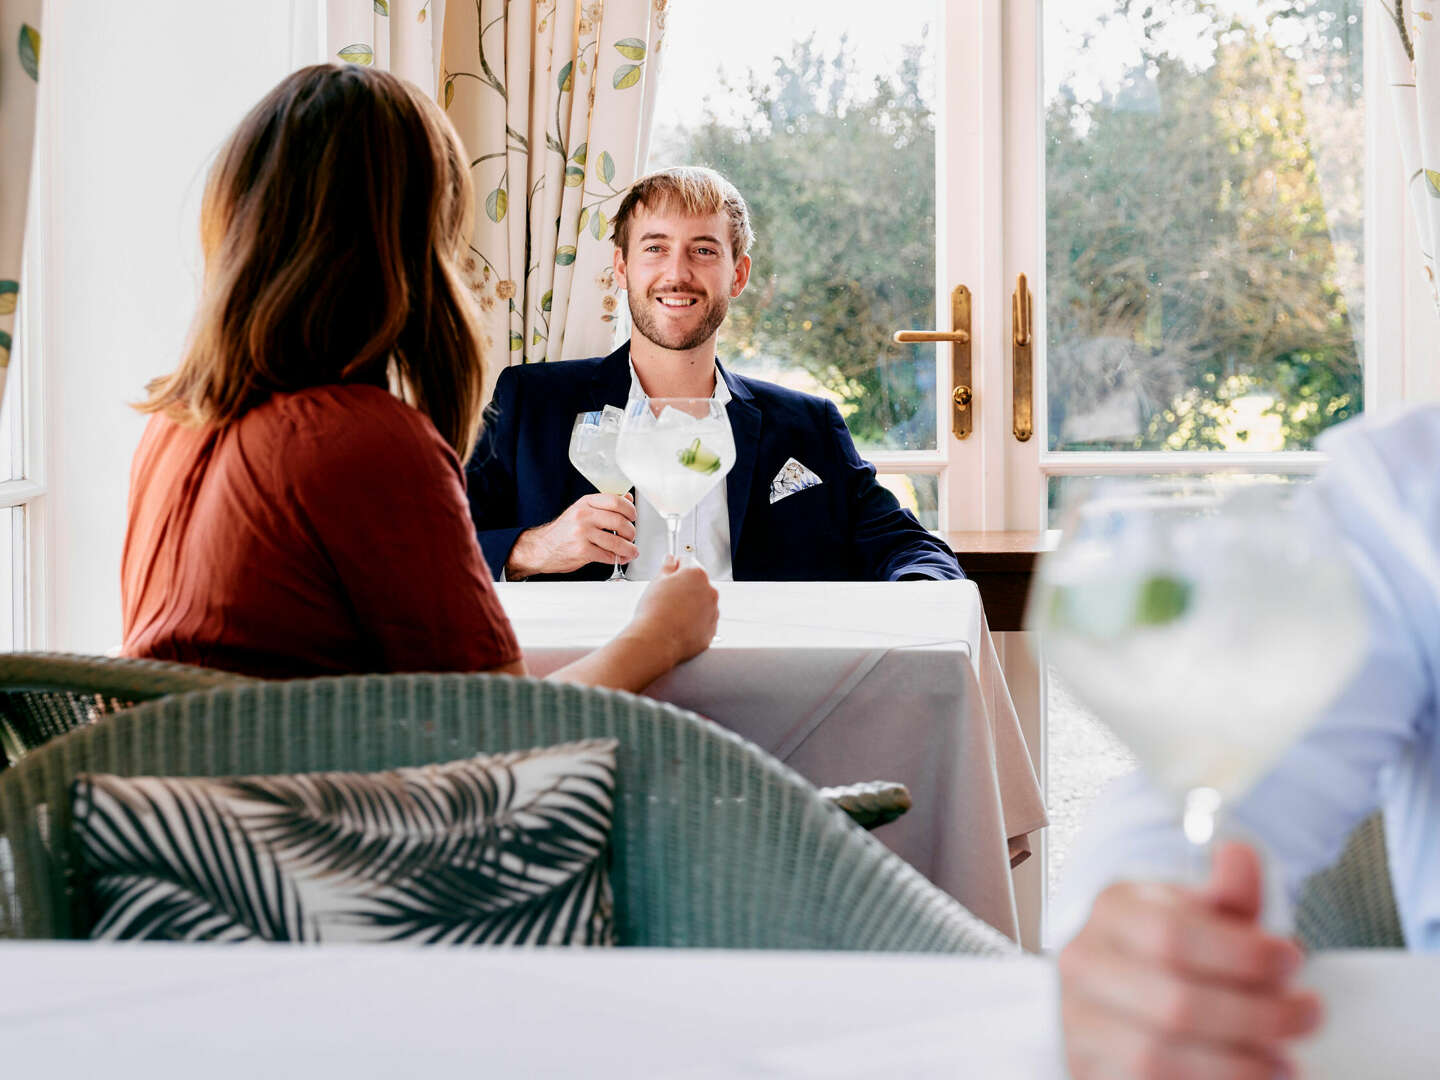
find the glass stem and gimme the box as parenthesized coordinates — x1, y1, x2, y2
(665, 515, 681, 562)
(1182, 786, 1223, 886)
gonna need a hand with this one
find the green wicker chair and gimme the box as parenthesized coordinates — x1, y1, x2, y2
(0, 672, 1012, 952)
(0, 652, 912, 828)
(0, 652, 246, 769)
(1294, 810, 1405, 950)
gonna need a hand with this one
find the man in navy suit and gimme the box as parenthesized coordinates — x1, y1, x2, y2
(466, 166, 962, 583)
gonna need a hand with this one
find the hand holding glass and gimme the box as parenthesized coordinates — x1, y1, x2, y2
(615, 397, 736, 565)
(1029, 481, 1366, 877)
(568, 407, 632, 581)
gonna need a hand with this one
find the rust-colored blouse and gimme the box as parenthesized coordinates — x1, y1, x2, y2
(122, 384, 521, 679)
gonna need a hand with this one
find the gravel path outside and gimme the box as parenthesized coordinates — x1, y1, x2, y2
(1046, 667, 1137, 906)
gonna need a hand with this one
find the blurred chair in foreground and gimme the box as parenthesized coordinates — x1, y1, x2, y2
(1295, 811, 1405, 950)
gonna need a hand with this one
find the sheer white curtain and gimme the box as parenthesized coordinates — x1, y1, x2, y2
(0, 1, 42, 407)
(442, 0, 668, 380)
(1378, 0, 1440, 312)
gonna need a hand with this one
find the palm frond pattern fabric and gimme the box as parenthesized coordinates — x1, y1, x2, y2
(72, 738, 617, 945)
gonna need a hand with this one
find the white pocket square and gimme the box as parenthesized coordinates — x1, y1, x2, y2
(769, 457, 823, 504)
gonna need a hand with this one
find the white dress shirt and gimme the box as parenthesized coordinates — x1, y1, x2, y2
(1053, 405, 1440, 951)
(623, 364, 734, 581)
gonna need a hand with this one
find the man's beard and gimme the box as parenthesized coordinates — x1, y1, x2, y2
(628, 287, 729, 352)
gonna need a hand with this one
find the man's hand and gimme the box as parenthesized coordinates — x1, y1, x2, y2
(1060, 842, 1323, 1080)
(505, 494, 638, 578)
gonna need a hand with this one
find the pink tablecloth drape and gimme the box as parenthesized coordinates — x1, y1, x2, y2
(498, 579, 1048, 941)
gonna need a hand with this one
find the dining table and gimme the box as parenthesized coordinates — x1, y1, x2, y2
(495, 578, 1047, 942)
(1, 943, 1432, 1077)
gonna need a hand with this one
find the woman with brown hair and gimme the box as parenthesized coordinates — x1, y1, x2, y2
(122, 63, 716, 684)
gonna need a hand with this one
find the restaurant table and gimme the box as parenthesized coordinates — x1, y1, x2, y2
(496, 579, 1047, 942)
(1, 944, 1434, 1077)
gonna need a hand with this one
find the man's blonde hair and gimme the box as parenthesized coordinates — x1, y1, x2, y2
(611, 166, 755, 259)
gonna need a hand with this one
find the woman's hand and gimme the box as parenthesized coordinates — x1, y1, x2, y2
(542, 556, 718, 693)
(624, 556, 719, 668)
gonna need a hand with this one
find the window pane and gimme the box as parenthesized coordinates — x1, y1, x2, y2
(876, 472, 940, 531)
(650, 0, 938, 452)
(1047, 472, 1312, 525)
(1045, 0, 1364, 452)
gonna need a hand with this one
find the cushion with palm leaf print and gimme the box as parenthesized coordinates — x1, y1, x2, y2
(70, 738, 618, 945)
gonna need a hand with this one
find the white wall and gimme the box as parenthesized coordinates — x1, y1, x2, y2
(39, 1, 316, 652)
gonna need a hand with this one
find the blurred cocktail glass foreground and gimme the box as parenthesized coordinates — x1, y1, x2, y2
(1029, 480, 1367, 860)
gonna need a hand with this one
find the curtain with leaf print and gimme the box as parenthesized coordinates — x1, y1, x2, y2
(328, 0, 446, 94)
(0, 1, 41, 407)
(441, 0, 668, 375)
(1378, 0, 1440, 311)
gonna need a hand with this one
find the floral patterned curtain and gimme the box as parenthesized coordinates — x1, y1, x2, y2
(1378, 0, 1440, 311)
(328, 0, 446, 94)
(442, 0, 668, 376)
(0, 1, 41, 406)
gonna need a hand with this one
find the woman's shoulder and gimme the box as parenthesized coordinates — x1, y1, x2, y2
(230, 385, 463, 512)
(249, 383, 455, 468)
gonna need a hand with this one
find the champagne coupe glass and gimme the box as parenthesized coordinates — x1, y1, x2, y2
(568, 407, 632, 581)
(615, 396, 736, 566)
(1029, 479, 1367, 879)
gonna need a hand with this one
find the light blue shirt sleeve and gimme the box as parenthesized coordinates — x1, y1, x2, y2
(1053, 407, 1440, 950)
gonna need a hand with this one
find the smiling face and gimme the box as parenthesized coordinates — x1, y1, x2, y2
(613, 203, 752, 354)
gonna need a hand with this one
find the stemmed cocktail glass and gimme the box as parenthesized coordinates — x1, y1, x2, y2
(615, 397, 735, 566)
(568, 407, 632, 581)
(1029, 480, 1366, 881)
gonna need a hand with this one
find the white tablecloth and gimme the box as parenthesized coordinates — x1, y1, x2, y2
(496, 580, 1047, 940)
(0, 945, 1433, 1077)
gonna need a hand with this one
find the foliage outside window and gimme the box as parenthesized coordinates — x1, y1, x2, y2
(653, 0, 1364, 457)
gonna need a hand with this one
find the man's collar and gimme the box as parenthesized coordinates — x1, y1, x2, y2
(625, 358, 733, 405)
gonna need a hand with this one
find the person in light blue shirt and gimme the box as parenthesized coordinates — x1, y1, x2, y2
(1055, 405, 1440, 1079)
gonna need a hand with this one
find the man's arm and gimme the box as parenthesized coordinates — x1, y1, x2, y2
(465, 368, 639, 579)
(465, 366, 527, 578)
(823, 402, 964, 581)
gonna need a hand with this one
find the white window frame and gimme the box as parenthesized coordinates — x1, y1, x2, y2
(3, 68, 52, 652)
(885, 0, 1418, 535)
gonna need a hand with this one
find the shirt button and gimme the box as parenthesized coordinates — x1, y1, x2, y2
(684, 544, 694, 552)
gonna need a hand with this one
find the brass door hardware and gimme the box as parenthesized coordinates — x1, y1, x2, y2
(894, 285, 973, 439)
(1012, 274, 1034, 443)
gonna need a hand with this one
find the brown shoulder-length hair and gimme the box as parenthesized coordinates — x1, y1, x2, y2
(141, 63, 487, 460)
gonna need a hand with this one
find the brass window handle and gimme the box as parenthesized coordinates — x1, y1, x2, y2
(892, 285, 973, 439)
(894, 329, 971, 344)
(1012, 274, 1034, 442)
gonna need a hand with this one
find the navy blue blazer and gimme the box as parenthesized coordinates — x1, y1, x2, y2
(465, 345, 963, 582)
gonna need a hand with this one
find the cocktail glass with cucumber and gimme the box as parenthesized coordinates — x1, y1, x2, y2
(615, 396, 736, 565)
(1030, 481, 1366, 865)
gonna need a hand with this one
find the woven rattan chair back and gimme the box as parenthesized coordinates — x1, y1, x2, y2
(0, 673, 1011, 953)
(0, 653, 244, 768)
(1294, 810, 1405, 949)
